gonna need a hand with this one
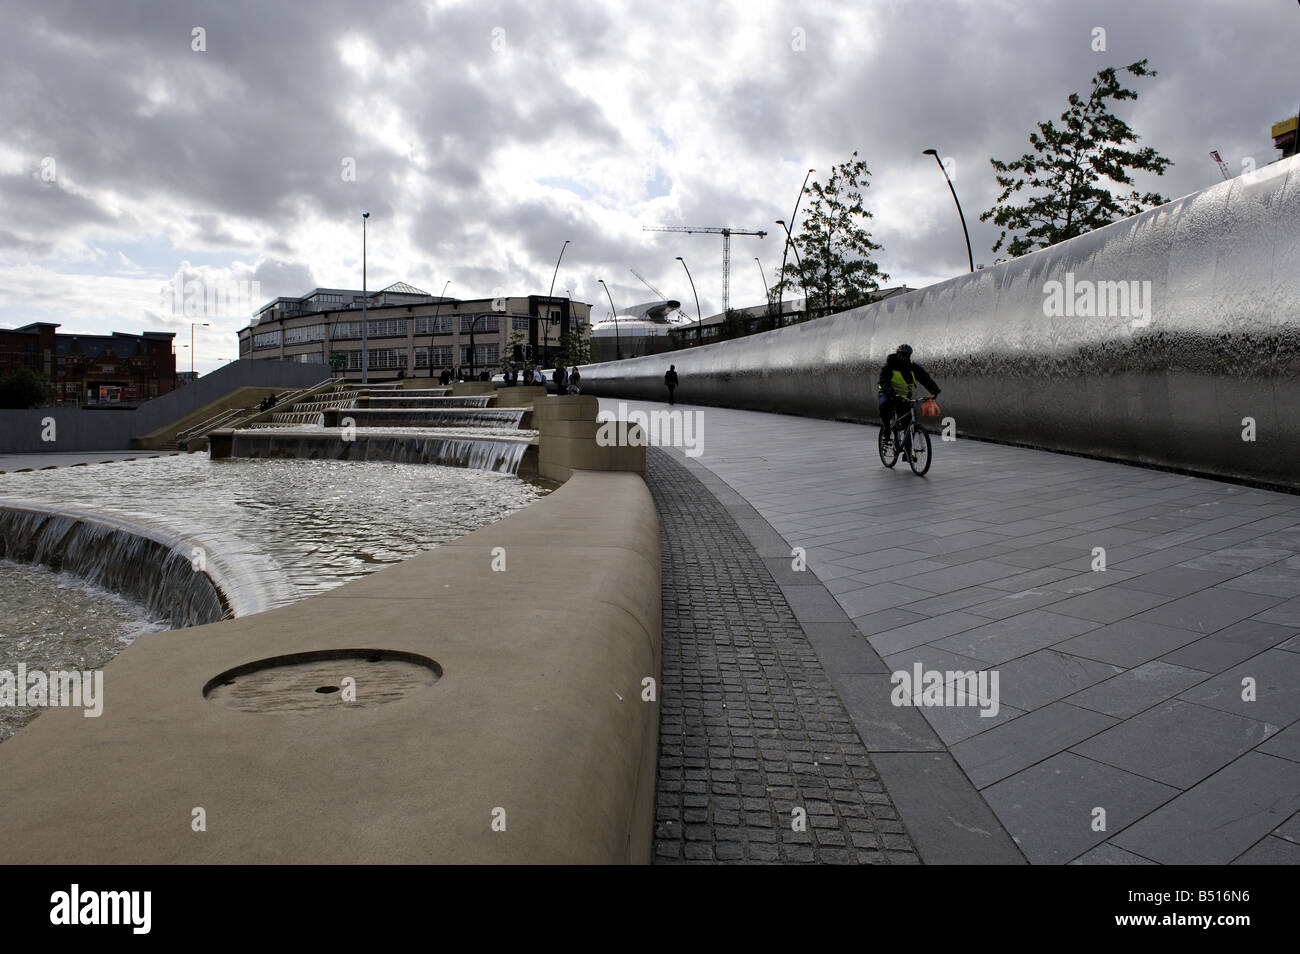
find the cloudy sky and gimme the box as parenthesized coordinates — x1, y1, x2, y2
(1, 0, 1295, 372)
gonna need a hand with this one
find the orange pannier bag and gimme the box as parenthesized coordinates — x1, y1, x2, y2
(920, 398, 941, 418)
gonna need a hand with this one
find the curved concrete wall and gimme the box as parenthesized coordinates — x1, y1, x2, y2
(0, 470, 660, 864)
(580, 156, 1300, 489)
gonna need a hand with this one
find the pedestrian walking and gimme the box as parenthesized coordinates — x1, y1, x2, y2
(567, 366, 581, 394)
(665, 365, 679, 405)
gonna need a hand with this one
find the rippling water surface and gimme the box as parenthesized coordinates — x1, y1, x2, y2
(0, 560, 165, 741)
(1, 455, 548, 600)
(0, 455, 547, 742)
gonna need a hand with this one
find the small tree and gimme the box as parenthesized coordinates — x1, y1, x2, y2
(981, 59, 1173, 258)
(771, 152, 889, 320)
(502, 329, 527, 374)
(557, 324, 592, 368)
(0, 367, 55, 409)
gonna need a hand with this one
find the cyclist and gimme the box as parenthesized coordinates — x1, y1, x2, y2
(877, 344, 940, 447)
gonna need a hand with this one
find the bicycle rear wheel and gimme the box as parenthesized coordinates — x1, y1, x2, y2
(908, 424, 932, 476)
(878, 426, 898, 468)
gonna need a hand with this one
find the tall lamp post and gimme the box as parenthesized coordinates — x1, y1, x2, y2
(544, 240, 570, 367)
(775, 220, 809, 316)
(189, 321, 210, 374)
(776, 168, 815, 320)
(675, 256, 702, 347)
(597, 279, 621, 360)
(361, 211, 371, 384)
(429, 279, 451, 377)
(922, 149, 974, 273)
(754, 257, 769, 317)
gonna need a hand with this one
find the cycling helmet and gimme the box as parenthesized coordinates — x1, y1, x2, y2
(897, 344, 913, 357)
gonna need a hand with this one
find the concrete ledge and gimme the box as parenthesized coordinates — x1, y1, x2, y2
(0, 470, 661, 864)
(494, 387, 547, 408)
(533, 396, 645, 482)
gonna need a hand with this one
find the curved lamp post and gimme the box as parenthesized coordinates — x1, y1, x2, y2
(754, 257, 769, 317)
(428, 280, 451, 376)
(776, 168, 814, 320)
(675, 256, 702, 347)
(544, 239, 570, 365)
(775, 220, 809, 315)
(922, 149, 974, 273)
(597, 279, 621, 360)
(361, 211, 370, 384)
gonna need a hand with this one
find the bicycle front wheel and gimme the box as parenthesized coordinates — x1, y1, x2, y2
(878, 426, 898, 468)
(908, 425, 932, 476)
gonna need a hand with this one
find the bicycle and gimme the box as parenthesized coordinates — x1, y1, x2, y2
(877, 395, 933, 476)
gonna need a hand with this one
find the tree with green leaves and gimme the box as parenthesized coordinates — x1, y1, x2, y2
(0, 367, 55, 408)
(772, 152, 889, 320)
(557, 324, 592, 369)
(981, 59, 1172, 258)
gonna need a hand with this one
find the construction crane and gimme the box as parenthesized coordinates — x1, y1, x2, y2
(642, 225, 767, 313)
(629, 267, 687, 321)
(1210, 150, 1232, 181)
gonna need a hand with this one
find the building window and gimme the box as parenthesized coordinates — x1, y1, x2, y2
(459, 315, 499, 334)
(512, 315, 531, 332)
(415, 346, 452, 368)
(414, 314, 453, 336)
(253, 331, 280, 350)
(289, 352, 324, 364)
(367, 348, 404, 369)
(330, 320, 362, 340)
(367, 318, 408, 338)
(460, 344, 499, 366)
(284, 323, 326, 345)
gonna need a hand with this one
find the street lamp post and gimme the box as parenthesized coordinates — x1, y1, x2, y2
(775, 220, 809, 316)
(597, 279, 621, 361)
(776, 168, 815, 320)
(754, 257, 769, 317)
(361, 211, 370, 384)
(544, 240, 570, 367)
(922, 149, 974, 273)
(189, 322, 210, 374)
(430, 280, 451, 377)
(676, 256, 702, 347)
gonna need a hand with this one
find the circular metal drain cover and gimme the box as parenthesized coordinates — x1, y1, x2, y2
(203, 649, 441, 712)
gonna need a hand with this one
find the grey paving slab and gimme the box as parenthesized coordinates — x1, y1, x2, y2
(778, 583, 853, 623)
(852, 607, 927, 636)
(994, 650, 1125, 711)
(1175, 648, 1300, 727)
(932, 610, 1100, 665)
(1069, 843, 1158, 865)
(916, 691, 1026, 746)
(1231, 835, 1300, 864)
(1046, 586, 1175, 624)
(1255, 595, 1300, 626)
(982, 752, 1178, 864)
(983, 566, 1081, 592)
(1274, 811, 1300, 845)
(1066, 661, 1211, 719)
(1044, 569, 1141, 594)
(1158, 619, 1298, 672)
(906, 585, 1005, 616)
(1111, 753, 1300, 864)
(869, 753, 1025, 864)
(802, 623, 890, 676)
(836, 582, 934, 619)
(905, 560, 1036, 594)
(833, 675, 947, 753)
(1071, 700, 1278, 789)
(1121, 565, 1239, 598)
(1257, 722, 1300, 763)
(1133, 587, 1284, 634)
(950, 702, 1118, 789)
(1178, 546, 1294, 573)
(866, 611, 990, 657)
(963, 589, 1073, 621)
(1219, 563, 1300, 598)
(1110, 545, 1216, 573)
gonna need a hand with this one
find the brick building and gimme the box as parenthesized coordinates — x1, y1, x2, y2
(0, 322, 177, 405)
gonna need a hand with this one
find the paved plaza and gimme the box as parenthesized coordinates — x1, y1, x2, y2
(617, 398, 1300, 865)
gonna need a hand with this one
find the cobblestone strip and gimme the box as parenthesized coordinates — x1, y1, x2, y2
(646, 447, 920, 864)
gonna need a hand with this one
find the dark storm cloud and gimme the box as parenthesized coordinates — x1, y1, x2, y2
(0, 0, 1297, 333)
